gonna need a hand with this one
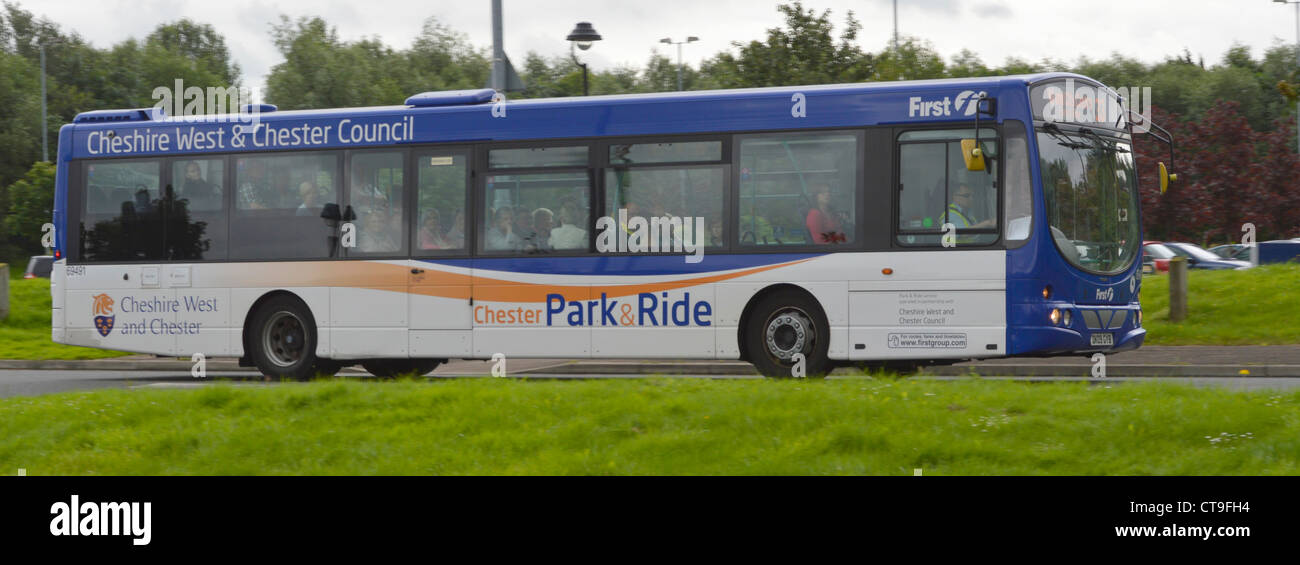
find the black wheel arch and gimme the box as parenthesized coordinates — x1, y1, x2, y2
(736, 283, 829, 363)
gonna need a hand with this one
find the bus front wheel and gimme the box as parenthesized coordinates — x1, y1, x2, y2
(248, 295, 322, 381)
(745, 291, 832, 378)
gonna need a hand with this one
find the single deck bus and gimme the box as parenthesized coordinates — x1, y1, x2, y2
(50, 73, 1173, 378)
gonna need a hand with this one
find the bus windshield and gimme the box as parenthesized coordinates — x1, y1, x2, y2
(1037, 125, 1139, 275)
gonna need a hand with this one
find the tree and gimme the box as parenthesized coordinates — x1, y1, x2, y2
(872, 36, 944, 81)
(699, 1, 872, 88)
(3, 160, 54, 258)
(946, 49, 991, 78)
(265, 15, 489, 109)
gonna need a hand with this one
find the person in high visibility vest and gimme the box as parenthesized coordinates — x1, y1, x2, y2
(945, 183, 996, 229)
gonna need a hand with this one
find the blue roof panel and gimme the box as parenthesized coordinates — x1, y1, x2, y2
(64, 73, 1088, 160)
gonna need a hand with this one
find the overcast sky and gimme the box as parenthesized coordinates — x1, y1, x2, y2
(28, 0, 1300, 95)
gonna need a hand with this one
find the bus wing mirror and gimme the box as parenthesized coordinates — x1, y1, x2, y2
(961, 139, 986, 171)
(320, 203, 342, 221)
(1158, 162, 1177, 194)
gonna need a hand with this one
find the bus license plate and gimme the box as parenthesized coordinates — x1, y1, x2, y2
(1091, 333, 1114, 347)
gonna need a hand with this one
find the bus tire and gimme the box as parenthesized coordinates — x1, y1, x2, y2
(361, 359, 442, 378)
(745, 291, 832, 379)
(248, 294, 322, 381)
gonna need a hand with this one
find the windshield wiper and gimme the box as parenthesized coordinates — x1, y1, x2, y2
(1040, 123, 1089, 150)
(1078, 127, 1130, 154)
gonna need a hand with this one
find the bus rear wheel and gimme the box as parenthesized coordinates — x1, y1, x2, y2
(361, 359, 442, 378)
(745, 291, 832, 378)
(248, 295, 321, 381)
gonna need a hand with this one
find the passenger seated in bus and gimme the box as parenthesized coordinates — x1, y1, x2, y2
(445, 209, 466, 249)
(238, 160, 270, 210)
(486, 207, 520, 251)
(295, 181, 323, 217)
(550, 199, 587, 250)
(513, 205, 535, 242)
(805, 184, 846, 244)
(709, 218, 725, 247)
(945, 183, 995, 229)
(358, 209, 399, 253)
(418, 209, 452, 250)
(133, 187, 154, 215)
(522, 208, 555, 253)
(180, 162, 220, 210)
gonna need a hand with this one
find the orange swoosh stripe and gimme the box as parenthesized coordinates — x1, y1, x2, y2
(202, 258, 811, 303)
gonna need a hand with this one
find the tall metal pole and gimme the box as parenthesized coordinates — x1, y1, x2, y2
(893, 0, 899, 53)
(40, 44, 48, 163)
(491, 0, 505, 92)
(676, 43, 684, 92)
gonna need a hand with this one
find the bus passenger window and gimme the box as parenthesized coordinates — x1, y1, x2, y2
(416, 152, 468, 253)
(80, 160, 164, 261)
(736, 132, 858, 247)
(350, 151, 405, 255)
(481, 171, 591, 255)
(230, 153, 339, 260)
(169, 159, 227, 260)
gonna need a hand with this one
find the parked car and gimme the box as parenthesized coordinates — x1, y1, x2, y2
(23, 255, 53, 279)
(1207, 241, 1300, 264)
(1142, 241, 1174, 273)
(1208, 243, 1244, 259)
(1164, 242, 1251, 270)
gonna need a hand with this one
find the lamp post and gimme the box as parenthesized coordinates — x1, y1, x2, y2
(40, 43, 48, 163)
(1276, 0, 1300, 153)
(658, 36, 698, 91)
(566, 22, 602, 96)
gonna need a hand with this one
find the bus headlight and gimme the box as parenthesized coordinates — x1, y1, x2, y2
(1137, 309, 1142, 327)
(1062, 309, 1072, 327)
(1049, 308, 1061, 325)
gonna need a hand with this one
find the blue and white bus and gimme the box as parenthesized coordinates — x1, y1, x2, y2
(50, 72, 1167, 378)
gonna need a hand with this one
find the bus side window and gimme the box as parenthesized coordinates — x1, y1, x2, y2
(80, 160, 165, 262)
(415, 152, 468, 254)
(896, 129, 999, 247)
(736, 132, 858, 247)
(349, 151, 406, 256)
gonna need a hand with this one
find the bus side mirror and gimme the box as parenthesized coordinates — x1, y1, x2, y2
(320, 203, 341, 221)
(1159, 162, 1177, 194)
(961, 139, 985, 171)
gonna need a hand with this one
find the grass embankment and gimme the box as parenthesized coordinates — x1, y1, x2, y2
(1, 378, 1295, 475)
(1139, 264, 1300, 345)
(0, 278, 126, 360)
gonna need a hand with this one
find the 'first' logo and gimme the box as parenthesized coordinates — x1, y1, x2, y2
(908, 90, 985, 117)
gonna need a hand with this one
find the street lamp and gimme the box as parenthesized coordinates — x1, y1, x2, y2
(566, 22, 602, 96)
(1276, 0, 1300, 153)
(659, 36, 699, 91)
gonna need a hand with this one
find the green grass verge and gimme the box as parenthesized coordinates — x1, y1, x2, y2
(1, 378, 1296, 475)
(0, 278, 127, 360)
(1139, 264, 1300, 345)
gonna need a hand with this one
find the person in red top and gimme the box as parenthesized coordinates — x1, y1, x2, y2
(806, 184, 847, 244)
